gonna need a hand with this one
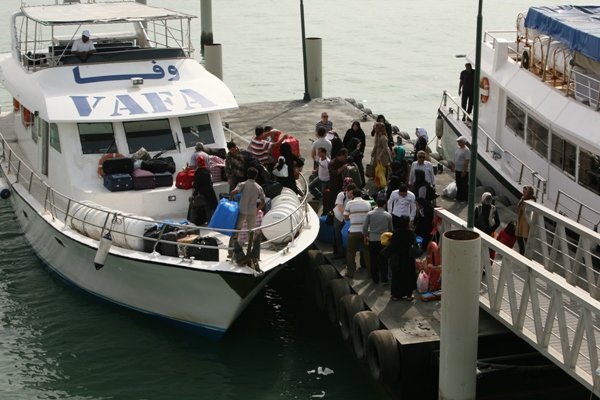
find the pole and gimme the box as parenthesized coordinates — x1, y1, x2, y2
(200, 0, 214, 50)
(300, 0, 311, 102)
(467, 0, 483, 228)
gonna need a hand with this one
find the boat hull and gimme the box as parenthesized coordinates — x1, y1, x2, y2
(1, 169, 280, 340)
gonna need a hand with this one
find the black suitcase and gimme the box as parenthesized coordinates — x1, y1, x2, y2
(143, 225, 181, 253)
(157, 232, 179, 257)
(186, 236, 219, 261)
(132, 169, 156, 190)
(103, 173, 133, 192)
(264, 181, 282, 199)
(141, 157, 175, 174)
(102, 157, 134, 175)
(155, 172, 174, 187)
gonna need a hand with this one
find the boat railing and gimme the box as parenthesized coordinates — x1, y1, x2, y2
(440, 91, 548, 200)
(436, 206, 600, 394)
(0, 134, 311, 265)
(555, 190, 600, 231)
(566, 69, 600, 112)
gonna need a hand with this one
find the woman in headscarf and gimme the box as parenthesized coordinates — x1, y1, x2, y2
(516, 185, 536, 255)
(277, 142, 304, 194)
(343, 120, 366, 151)
(346, 137, 365, 187)
(474, 192, 500, 237)
(371, 122, 392, 184)
(388, 215, 417, 301)
(189, 157, 218, 225)
(371, 115, 394, 148)
(414, 197, 435, 249)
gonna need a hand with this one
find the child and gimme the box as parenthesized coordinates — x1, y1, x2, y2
(308, 147, 330, 200)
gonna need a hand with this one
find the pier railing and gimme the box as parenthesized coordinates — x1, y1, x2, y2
(439, 92, 547, 201)
(0, 134, 311, 269)
(437, 206, 600, 395)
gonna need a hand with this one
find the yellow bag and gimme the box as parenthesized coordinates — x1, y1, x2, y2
(374, 162, 387, 189)
(380, 232, 393, 247)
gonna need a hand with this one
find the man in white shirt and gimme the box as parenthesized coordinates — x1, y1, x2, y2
(454, 136, 471, 202)
(343, 188, 371, 278)
(387, 183, 416, 229)
(308, 147, 330, 200)
(409, 150, 436, 200)
(332, 183, 356, 258)
(72, 30, 96, 62)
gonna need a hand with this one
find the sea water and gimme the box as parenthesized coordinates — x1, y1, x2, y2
(0, 0, 590, 398)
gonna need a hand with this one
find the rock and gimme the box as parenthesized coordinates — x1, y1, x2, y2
(364, 108, 372, 116)
(430, 152, 441, 161)
(356, 103, 364, 110)
(345, 98, 357, 106)
(400, 131, 410, 140)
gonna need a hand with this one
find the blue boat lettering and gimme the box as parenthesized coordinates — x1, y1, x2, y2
(70, 96, 106, 117)
(69, 89, 215, 117)
(72, 62, 180, 84)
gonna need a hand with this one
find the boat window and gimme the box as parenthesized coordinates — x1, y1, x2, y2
(50, 123, 61, 153)
(578, 150, 600, 195)
(31, 112, 39, 143)
(123, 119, 175, 153)
(579, 150, 600, 194)
(550, 134, 575, 177)
(78, 123, 117, 154)
(525, 116, 548, 158)
(505, 98, 525, 139)
(180, 115, 214, 147)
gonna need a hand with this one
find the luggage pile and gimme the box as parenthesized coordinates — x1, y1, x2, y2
(101, 155, 175, 192)
(142, 223, 220, 261)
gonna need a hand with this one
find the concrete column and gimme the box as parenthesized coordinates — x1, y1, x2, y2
(439, 229, 481, 400)
(200, 0, 214, 48)
(306, 37, 322, 99)
(204, 43, 222, 80)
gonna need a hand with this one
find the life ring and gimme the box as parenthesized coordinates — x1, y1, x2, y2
(366, 330, 401, 385)
(352, 310, 381, 361)
(325, 278, 351, 325)
(13, 98, 20, 111)
(522, 50, 530, 70)
(97, 153, 124, 177)
(314, 264, 338, 311)
(480, 77, 490, 103)
(338, 294, 365, 342)
(22, 108, 33, 127)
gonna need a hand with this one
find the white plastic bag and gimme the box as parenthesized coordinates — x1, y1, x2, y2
(417, 270, 429, 293)
(442, 181, 457, 199)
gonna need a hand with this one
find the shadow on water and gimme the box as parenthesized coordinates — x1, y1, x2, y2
(0, 201, 387, 400)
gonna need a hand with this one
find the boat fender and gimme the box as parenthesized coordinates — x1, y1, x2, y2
(480, 77, 490, 103)
(352, 311, 380, 361)
(0, 178, 10, 199)
(94, 233, 112, 270)
(325, 278, 351, 325)
(366, 329, 401, 385)
(337, 294, 365, 343)
(522, 50, 530, 70)
(435, 115, 443, 139)
(314, 264, 338, 311)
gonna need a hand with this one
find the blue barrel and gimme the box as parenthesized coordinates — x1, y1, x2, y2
(208, 198, 239, 236)
(317, 215, 334, 244)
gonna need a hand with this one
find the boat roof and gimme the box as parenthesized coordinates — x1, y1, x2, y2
(21, 2, 195, 26)
(524, 5, 600, 62)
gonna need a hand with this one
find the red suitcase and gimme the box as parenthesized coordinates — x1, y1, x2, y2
(176, 167, 195, 189)
(271, 135, 300, 160)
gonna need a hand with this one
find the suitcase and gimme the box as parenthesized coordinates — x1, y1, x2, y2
(157, 231, 179, 257)
(102, 157, 134, 175)
(271, 135, 300, 159)
(103, 173, 133, 192)
(185, 236, 219, 261)
(141, 157, 176, 174)
(263, 181, 282, 199)
(143, 225, 181, 252)
(132, 168, 156, 190)
(154, 172, 174, 187)
(176, 168, 195, 189)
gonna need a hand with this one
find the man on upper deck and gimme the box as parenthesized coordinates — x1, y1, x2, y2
(72, 30, 96, 62)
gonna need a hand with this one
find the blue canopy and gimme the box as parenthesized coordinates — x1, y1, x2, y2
(524, 6, 600, 62)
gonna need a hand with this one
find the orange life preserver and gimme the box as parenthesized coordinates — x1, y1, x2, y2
(480, 77, 490, 103)
(13, 98, 20, 111)
(22, 108, 33, 127)
(97, 153, 124, 177)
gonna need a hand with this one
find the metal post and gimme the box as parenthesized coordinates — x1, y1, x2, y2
(200, 0, 214, 50)
(300, 0, 311, 102)
(467, 0, 483, 228)
(439, 229, 481, 400)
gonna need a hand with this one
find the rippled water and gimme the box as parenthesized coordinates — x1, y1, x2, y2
(0, 0, 591, 398)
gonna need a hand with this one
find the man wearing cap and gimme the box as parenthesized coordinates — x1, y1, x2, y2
(72, 30, 96, 62)
(454, 136, 471, 202)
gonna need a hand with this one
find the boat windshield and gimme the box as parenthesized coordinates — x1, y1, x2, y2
(78, 122, 117, 154)
(180, 115, 215, 148)
(123, 119, 175, 153)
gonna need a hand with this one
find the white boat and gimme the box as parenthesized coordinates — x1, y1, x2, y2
(437, 5, 600, 229)
(0, 0, 318, 340)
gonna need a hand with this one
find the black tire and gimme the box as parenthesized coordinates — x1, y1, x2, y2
(338, 294, 365, 342)
(314, 264, 338, 311)
(366, 329, 401, 386)
(522, 50, 530, 70)
(352, 311, 380, 361)
(307, 249, 324, 268)
(325, 279, 351, 325)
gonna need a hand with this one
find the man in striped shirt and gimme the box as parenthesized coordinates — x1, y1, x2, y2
(249, 126, 287, 166)
(343, 188, 371, 279)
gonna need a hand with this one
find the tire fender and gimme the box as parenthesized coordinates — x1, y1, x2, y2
(314, 264, 338, 311)
(338, 294, 365, 342)
(325, 278, 351, 325)
(352, 310, 380, 361)
(367, 329, 401, 386)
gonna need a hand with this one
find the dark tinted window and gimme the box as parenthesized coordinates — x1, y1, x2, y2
(78, 123, 116, 154)
(123, 119, 175, 153)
